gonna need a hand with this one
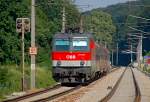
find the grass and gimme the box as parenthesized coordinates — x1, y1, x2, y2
(142, 64, 150, 74)
(146, 67, 150, 73)
(0, 64, 56, 101)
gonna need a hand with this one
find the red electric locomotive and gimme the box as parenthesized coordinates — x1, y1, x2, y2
(52, 33, 110, 83)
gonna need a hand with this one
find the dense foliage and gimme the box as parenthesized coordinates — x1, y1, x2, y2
(83, 10, 116, 47)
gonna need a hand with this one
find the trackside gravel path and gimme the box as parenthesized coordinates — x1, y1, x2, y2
(133, 68, 150, 102)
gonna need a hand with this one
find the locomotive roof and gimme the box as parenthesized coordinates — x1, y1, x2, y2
(54, 33, 94, 39)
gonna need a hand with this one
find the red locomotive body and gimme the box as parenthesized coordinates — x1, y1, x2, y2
(52, 33, 110, 83)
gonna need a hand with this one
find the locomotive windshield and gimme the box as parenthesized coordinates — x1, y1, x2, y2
(72, 38, 89, 51)
(54, 39, 70, 51)
(53, 37, 89, 51)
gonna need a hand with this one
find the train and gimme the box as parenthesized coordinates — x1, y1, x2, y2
(51, 33, 111, 84)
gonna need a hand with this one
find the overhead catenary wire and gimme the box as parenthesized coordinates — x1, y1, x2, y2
(128, 26, 150, 35)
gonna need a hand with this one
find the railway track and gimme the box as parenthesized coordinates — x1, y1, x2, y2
(4, 84, 81, 102)
(3, 84, 62, 102)
(131, 68, 141, 102)
(33, 85, 81, 102)
(99, 67, 141, 102)
(3, 68, 118, 102)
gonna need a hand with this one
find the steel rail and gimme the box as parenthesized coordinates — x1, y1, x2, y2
(3, 84, 61, 102)
(99, 68, 127, 102)
(131, 68, 141, 102)
(32, 85, 81, 102)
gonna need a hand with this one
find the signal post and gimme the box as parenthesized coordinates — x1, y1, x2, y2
(16, 18, 30, 91)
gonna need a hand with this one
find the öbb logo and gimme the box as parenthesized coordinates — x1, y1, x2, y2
(66, 55, 76, 60)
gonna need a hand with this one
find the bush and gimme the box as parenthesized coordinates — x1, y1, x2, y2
(0, 65, 22, 100)
(36, 66, 55, 88)
(0, 65, 56, 100)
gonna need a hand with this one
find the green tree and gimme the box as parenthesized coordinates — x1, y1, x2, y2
(83, 10, 116, 46)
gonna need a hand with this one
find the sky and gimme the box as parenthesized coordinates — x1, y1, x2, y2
(75, 0, 135, 11)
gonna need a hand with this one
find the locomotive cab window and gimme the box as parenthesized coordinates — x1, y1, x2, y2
(54, 39, 70, 51)
(72, 38, 89, 51)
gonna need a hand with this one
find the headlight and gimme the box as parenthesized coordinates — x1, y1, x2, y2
(80, 61, 85, 66)
(57, 61, 61, 66)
